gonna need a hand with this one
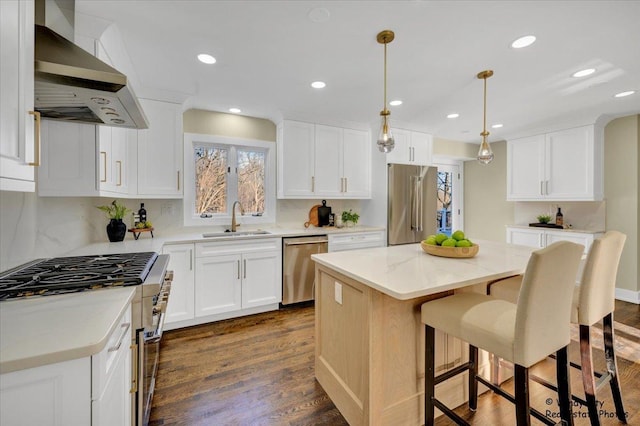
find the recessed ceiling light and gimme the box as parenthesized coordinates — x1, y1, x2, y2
(614, 90, 636, 98)
(511, 35, 536, 49)
(197, 53, 216, 64)
(447, 113, 459, 119)
(572, 68, 596, 78)
(389, 100, 403, 106)
(311, 81, 326, 89)
(491, 123, 504, 129)
(229, 108, 241, 114)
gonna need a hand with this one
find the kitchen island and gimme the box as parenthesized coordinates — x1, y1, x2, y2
(311, 240, 535, 426)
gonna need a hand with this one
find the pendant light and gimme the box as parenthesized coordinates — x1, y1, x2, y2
(376, 30, 395, 153)
(477, 70, 494, 164)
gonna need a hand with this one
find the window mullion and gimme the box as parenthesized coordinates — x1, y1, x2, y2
(228, 147, 239, 214)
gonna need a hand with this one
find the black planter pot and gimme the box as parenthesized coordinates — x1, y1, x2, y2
(106, 219, 127, 242)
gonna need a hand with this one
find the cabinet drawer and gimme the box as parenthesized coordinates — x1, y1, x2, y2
(328, 231, 384, 252)
(196, 237, 281, 257)
(92, 305, 131, 400)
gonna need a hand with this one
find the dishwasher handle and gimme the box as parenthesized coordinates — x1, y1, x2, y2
(284, 239, 328, 246)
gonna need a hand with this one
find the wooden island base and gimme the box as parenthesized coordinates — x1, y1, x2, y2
(314, 263, 492, 426)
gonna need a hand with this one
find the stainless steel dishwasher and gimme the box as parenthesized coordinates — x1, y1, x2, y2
(282, 235, 328, 305)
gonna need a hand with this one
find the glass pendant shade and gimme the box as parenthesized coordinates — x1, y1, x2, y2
(377, 113, 395, 153)
(477, 136, 494, 164)
(476, 70, 494, 165)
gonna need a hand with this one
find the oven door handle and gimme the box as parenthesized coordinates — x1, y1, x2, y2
(144, 312, 166, 344)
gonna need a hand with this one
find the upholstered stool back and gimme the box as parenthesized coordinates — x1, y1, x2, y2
(514, 241, 585, 367)
(576, 231, 626, 326)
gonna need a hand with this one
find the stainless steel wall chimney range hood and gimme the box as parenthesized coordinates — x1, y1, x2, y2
(34, 0, 148, 129)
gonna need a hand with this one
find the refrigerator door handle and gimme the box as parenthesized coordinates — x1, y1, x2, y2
(416, 176, 423, 232)
(410, 175, 416, 230)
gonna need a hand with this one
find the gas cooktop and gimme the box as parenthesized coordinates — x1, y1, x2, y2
(0, 252, 158, 301)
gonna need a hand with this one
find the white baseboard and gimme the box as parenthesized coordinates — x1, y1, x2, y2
(615, 287, 640, 304)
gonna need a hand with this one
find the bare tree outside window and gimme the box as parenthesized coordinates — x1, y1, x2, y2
(195, 146, 227, 214)
(237, 150, 265, 213)
(437, 171, 453, 234)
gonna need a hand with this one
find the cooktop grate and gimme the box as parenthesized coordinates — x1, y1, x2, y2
(0, 252, 158, 301)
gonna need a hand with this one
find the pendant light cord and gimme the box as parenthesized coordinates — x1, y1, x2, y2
(383, 41, 388, 114)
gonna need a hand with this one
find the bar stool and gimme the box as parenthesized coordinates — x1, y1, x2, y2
(487, 231, 627, 425)
(421, 241, 584, 426)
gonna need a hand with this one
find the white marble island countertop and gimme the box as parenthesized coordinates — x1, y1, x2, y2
(311, 239, 536, 300)
(0, 287, 135, 374)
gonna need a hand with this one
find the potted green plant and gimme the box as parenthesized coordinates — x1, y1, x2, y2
(341, 209, 360, 227)
(97, 200, 131, 242)
(536, 214, 552, 224)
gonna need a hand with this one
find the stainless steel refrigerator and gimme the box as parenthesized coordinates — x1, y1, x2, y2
(387, 163, 438, 245)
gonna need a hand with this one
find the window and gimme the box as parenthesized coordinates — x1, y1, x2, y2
(184, 133, 275, 226)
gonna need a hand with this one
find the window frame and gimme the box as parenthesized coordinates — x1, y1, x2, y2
(183, 133, 276, 227)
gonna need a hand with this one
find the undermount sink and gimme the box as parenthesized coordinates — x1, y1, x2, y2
(202, 230, 272, 238)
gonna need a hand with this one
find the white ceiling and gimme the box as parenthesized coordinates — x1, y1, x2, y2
(75, 0, 640, 143)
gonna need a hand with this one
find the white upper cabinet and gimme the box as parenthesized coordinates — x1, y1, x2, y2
(386, 129, 433, 166)
(507, 125, 603, 201)
(0, 0, 36, 192)
(137, 98, 183, 197)
(277, 120, 371, 199)
(277, 120, 316, 198)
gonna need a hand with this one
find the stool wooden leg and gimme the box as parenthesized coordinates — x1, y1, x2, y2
(425, 325, 435, 426)
(580, 325, 600, 426)
(556, 346, 574, 426)
(603, 313, 627, 423)
(514, 365, 531, 426)
(469, 345, 478, 410)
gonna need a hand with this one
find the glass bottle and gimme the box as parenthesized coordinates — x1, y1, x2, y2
(555, 207, 563, 226)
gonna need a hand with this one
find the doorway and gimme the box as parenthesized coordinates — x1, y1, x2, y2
(434, 161, 463, 236)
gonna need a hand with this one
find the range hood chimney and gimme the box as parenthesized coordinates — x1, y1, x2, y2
(34, 0, 148, 129)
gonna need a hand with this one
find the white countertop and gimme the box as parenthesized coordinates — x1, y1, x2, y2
(311, 239, 536, 300)
(65, 224, 385, 256)
(507, 224, 604, 234)
(0, 287, 135, 374)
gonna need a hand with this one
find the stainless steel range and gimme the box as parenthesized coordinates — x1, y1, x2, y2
(0, 252, 172, 426)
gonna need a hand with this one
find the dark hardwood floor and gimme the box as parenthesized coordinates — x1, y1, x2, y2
(150, 300, 639, 425)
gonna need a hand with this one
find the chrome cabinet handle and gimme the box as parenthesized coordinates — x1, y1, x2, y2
(189, 249, 193, 271)
(545, 180, 549, 195)
(243, 259, 247, 279)
(28, 111, 41, 166)
(108, 322, 131, 352)
(344, 177, 348, 193)
(237, 260, 240, 279)
(177, 171, 180, 191)
(540, 181, 544, 196)
(311, 176, 315, 192)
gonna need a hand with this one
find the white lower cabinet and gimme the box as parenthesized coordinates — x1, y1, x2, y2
(195, 238, 281, 317)
(506, 226, 599, 254)
(163, 243, 195, 324)
(164, 238, 282, 329)
(0, 305, 132, 426)
(328, 230, 385, 252)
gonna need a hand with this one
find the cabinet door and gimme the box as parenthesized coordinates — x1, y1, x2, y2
(38, 120, 99, 196)
(314, 124, 343, 197)
(545, 231, 594, 255)
(506, 227, 543, 248)
(277, 120, 315, 198)
(0, 0, 35, 191)
(385, 128, 411, 164)
(163, 244, 195, 324)
(92, 341, 131, 426)
(342, 128, 371, 198)
(242, 250, 281, 309)
(195, 254, 242, 316)
(546, 126, 594, 200)
(137, 99, 183, 197)
(507, 135, 545, 200)
(410, 131, 433, 166)
(0, 357, 91, 425)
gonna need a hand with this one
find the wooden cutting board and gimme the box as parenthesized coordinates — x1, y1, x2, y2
(304, 204, 322, 228)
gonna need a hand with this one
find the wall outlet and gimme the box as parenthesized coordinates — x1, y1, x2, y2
(334, 282, 343, 305)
